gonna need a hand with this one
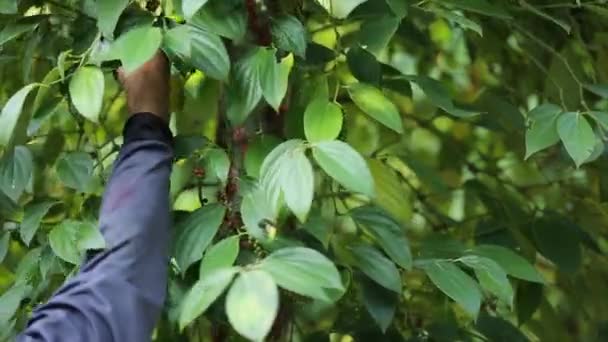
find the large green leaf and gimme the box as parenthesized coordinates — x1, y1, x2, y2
(532, 217, 581, 274)
(350, 205, 412, 270)
(182, 0, 209, 19)
(0, 0, 17, 14)
(226, 270, 279, 341)
(241, 186, 278, 241)
(49, 220, 105, 264)
(0, 21, 38, 46)
(316, 0, 368, 18)
(557, 112, 596, 167)
(259, 247, 344, 301)
(56, 152, 95, 193)
(279, 147, 314, 222)
(0, 146, 33, 202)
(179, 268, 238, 330)
(109, 26, 163, 73)
(96, 0, 129, 38)
(525, 104, 562, 159)
(0, 284, 30, 324)
(358, 15, 401, 56)
(304, 98, 343, 142)
(0, 84, 37, 146)
(199, 236, 240, 278)
(350, 244, 401, 293)
(190, 26, 230, 81)
(69, 66, 104, 123)
(227, 49, 263, 124)
(360, 276, 397, 333)
(422, 260, 482, 318)
(205, 148, 230, 184)
(459, 255, 514, 306)
(271, 16, 307, 58)
(20, 201, 59, 246)
(312, 140, 374, 197)
(347, 47, 381, 85)
(468, 245, 544, 283)
(259, 49, 292, 111)
(174, 204, 226, 274)
(190, 1, 247, 41)
(410, 76, 479, 118)
(348, 83, 403, 133)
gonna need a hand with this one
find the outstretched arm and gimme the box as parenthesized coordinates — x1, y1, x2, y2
(18, 52, 173, 342)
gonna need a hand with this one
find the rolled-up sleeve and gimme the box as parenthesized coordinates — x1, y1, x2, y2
(18, 113, 174, 342)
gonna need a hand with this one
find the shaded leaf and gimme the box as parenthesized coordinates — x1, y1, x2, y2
(271, 16, 307, 57)
(360, 275, 397, 332)
(0, 146, 33, 202)
(179, 268, 238, 330)
(174, 204, 226, 273)
(525, 103, 562, 159)
(584, 84, 608, 98)
(56, 152, 95, 193)
(183, 0, 209, 19)
(316, 0, 368, 19)
(0, 232, 9, 264)
(205, 148, 230, 184)
(347, 47, 381, 85)
(350, 244, 401, 293)
(358, 15, 401, 56)
(421, 260, 482, 318)
(227, 49, 263, 124)
(532, 217, 581, 273)
(441, 0, 511, 19)
(557, 112, 596, 167)
(0, 84, 37, 146)
(20, 201, 59, 246)
(410, 76, 479, 118)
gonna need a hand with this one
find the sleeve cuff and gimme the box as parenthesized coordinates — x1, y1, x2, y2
(123, 113, 173, 146)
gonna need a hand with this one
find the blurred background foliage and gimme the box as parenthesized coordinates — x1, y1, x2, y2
(1, 0, 608, 341)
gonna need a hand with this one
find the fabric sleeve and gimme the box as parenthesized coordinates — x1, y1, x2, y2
(17, 113, 174, 342)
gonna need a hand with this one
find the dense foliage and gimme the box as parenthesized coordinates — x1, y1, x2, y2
(1, 0, 608, 341)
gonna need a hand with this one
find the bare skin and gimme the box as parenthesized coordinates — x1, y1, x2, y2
(117, 51, 170, 120)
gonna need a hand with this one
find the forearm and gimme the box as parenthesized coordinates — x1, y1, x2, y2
(18, 113, 174, 342)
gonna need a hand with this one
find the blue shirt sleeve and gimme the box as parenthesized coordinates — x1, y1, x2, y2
(18, 113, 174, 342)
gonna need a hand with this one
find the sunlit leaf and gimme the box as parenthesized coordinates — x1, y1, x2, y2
(271, 16, 307, 57)
(348, 83, 403, 133)
(96, 0, 129, 38)
(525, 104, 562, 159)
(0, 84, 37, 146)
(304, 98, 343, 142)
(199, 236, 240, 278)
(557, 112, 596, 167)
(182, 0, 209, 19)
(0, 146, 33, 202)
(69, 66, 104, 123)
(459, 255, 514, 306)
(49, 220, 105, 264)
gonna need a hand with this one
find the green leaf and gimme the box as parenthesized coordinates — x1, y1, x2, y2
(410, 76, 479, 118)
(190, 26, 231, 80)
(584, 84, 608, 98)
(519, 0, 570, 33)
(0, 146, 33, 202)
(0, 21, 38, 46)
(179, 268, 238, 330)
(348, 83, 403, 133)
(226, 270, 279, 341)
(110, 26, 163, 73)
(0, 84, 37, 146)
(260, 139, 305, 213)
(69, 66, 104, 123)
(49, 220, 105, 264)
(227, 50, 263, 125)
(304, 99, 343, 142)
(360, 276, 397, 333)
(459, 255, 514, 306)
(557, 112, 596, 167)
(183, 0, 209, 19)
(190, 2, 247, 41)
(0, 0, 17, 14)
(316, 0, 369, 19)
(468, 245, 544, 283)
(0, 231, 9, 264)
(199, 236, 240, 278)
(347, 47, 381, 85)
(515, 282, 543, 325)
(259, 247, 344, 301)
(476, 313, 530, 342)
(279, 147, 314, 222)
(350, 244, 401, 293)
(56, 152, 95, 193)
(20, 201, 59, 246)
(312, 140, 375, 197)
(358, 16, 401, 56)
(241, 186, 278, 241)
(271, 16, 307, 57)
(0, 284, 30, 324)
(440, 0, 511, 19)
(96, 0, 129, 38)
(205, 148, 230, 184)
(350, 205, 412, 270)
(421, 260, 482, 318)
(386, 0, 408, 17)
(174, 204, 226, 273)
(525, 103, 562, 159)
(430, 8, 483, 36)
(259, 49, 292, 111)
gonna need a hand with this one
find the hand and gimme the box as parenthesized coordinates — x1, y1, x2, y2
(117, 51, 170, 121)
